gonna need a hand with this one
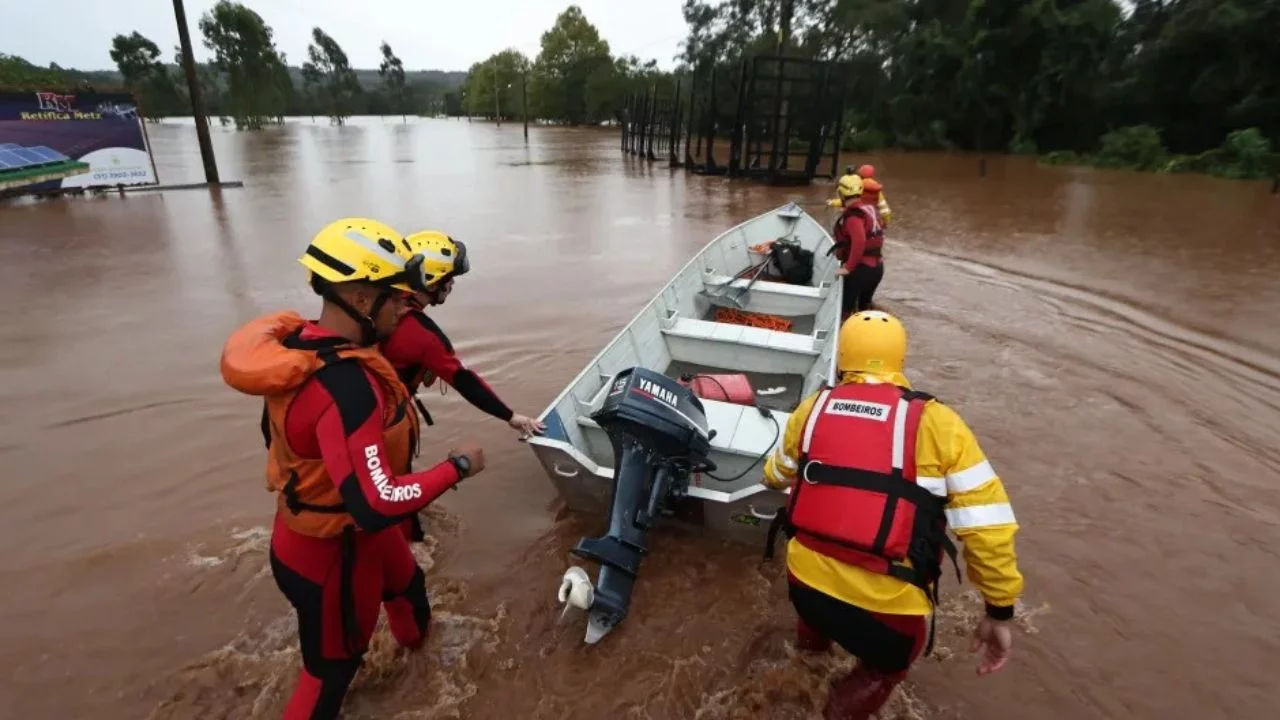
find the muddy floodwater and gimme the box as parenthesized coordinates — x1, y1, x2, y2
(2, 117, 1279, 720)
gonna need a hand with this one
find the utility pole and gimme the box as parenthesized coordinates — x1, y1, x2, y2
(172, 0, 219, 185)
(522, 71, 529, 141)
(493, 64, 501, 127)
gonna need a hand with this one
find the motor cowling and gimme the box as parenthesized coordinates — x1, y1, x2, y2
(564, 367, 716, 644)
(592, 366, 713, 462)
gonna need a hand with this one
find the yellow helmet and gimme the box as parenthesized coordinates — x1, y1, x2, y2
(299, 217, 415, 292)
(402, 230, 470, 288)
(837, 173, 864, 200)
(837, 310, 907, 375)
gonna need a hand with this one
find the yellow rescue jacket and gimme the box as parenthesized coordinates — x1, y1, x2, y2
(828, 191, 891, 226)
(764, 371, 1023, 615)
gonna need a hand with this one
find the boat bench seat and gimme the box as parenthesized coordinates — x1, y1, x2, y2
(663, 317, 818, 354)
(702, 273, 826, 299)
(701, 272, 830, 317)
(578, 397, 790, 458)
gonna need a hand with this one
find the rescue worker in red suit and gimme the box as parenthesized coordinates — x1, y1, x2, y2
(379, 230, 546, 543)
(831, 174, 886, 318)
(763, 311, 1024, 720)
(220, 218, 488, 720)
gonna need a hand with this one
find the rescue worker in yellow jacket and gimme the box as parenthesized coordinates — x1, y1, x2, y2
(828, 165, 892, 226)
(763, 310, 1023, 720)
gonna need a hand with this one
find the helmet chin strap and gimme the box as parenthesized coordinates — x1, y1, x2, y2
(323, 287, 390, 346)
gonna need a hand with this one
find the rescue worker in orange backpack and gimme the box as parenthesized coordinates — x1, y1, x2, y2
(831, 174, 886, 318)
(855, 164, 892, 227)
(220, 218, 487, 720)
(379, 229, 546, 543)
(763, 310, 1024, 720)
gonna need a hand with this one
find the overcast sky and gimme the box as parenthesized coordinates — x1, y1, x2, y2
(4, 0, 690, 72)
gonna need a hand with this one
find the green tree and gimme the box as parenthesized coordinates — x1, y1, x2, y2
(109, 31, 181, 120)
(678, 0, 1278, 164)
(378, 42, 410, 121)
(532, 5, 613, 124)
(0, 53, 72, 89)
(301, 27, 359, 125)
(198, 0, 291, 129)
(462, 49, 531, 120)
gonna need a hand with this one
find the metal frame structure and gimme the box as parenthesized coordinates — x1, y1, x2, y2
(621, 54, 845, 186)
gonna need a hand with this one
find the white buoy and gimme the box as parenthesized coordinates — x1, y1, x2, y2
(558, 566, 595, 619)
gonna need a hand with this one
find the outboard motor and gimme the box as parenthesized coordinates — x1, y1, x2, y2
(560, 366, 716, 643)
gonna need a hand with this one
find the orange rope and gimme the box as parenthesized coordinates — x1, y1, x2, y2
(714, 307, 793, 332)
(749, 240, 775, 255)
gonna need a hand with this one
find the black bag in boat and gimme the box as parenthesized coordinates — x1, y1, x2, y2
(769, 238, 814, 285)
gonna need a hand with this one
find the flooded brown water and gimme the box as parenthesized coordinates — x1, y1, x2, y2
(2, 117, 1279, 719)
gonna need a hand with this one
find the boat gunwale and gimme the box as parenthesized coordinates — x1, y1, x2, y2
(527, 201, 838, 458)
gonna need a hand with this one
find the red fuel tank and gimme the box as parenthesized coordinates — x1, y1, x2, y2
(679, 373, 756, 407)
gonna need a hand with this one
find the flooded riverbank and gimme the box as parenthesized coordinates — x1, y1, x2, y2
(1, 117, 1277, 719)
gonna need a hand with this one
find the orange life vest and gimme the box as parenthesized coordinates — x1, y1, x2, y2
(221, 311, 419, 538)
(862, 178, 883, 205)
(778, 382, 956, 594)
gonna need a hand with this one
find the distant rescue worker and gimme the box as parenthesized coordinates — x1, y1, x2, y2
(826, 166, 860, 210)
(856, 164, 892, 226)
(763, 311, 1024, 720)
(380, 229, 546, 542)
(831, 174, 886, 317)
(220, 218, 487, 720)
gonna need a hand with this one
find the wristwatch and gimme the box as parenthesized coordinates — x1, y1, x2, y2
(448, 453, 472, 480)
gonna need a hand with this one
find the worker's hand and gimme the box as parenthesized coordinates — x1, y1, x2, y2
(835, 266, 850, 277)
(508, 413, 546, 437)
(970, 617, 1013, 676)
(448, 441, 486, 477)
(826, 198, 842, 208)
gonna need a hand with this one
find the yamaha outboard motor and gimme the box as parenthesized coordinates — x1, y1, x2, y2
(561, 366, 715, 643)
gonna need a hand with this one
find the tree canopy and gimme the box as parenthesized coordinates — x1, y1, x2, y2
(198, 0, 291, 129)
(302, 27, 359, 125)
(676, 0, 1279, 162)
(459, 5, 677, 126)
(9, 0, 1274, 177)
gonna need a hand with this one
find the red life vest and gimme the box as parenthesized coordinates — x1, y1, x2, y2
(770, 382, 957, 595)
(852, 203, 884, 262)
(831, 203, 884, 265)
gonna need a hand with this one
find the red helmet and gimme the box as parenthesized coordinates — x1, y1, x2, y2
(856, 164, 875, 179)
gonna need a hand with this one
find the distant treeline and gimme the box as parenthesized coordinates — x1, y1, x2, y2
(457, 6, 679, 127)
(0, 52, 464, 123)
(676, 0, 1279, 178)
(0, 1, 467, 129)
(5, 0, 1276, 180)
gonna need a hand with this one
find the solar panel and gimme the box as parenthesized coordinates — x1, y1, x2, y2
(0, 149, 30, 169)
(30, 147, 69, 163)
(10, 148, 46, 165)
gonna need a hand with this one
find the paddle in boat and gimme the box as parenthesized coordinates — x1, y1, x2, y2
(525, 201, 843, 643)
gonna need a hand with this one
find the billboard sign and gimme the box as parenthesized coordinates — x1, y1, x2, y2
(0, 90, 159, 194)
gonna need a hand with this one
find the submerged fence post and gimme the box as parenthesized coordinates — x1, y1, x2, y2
(646, 84, 658, 161)
(669, 78, 682, 167)
(684, 72, 697, 166)
(620, 94, 630, 153)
